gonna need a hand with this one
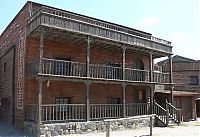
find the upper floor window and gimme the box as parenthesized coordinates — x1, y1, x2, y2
(190, 76, 199, 85)
(132, 60, 144, 70)
(106, 63, 121, 79)
(132, 60, 145, 81)
(54, 57, 71, 76)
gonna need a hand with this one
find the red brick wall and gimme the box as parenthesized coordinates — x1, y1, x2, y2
(27, 37, 149, 69)
(0, 2, 42, 127)
(0, 48, 14, 124)
(27, 81, 149, 105)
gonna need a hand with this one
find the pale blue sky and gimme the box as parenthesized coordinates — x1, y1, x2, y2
(0, 0, 199, 60)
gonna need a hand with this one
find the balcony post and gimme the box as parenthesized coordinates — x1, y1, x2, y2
(85, 81, 91, 121)
(37, 79, 43, 125)
(39, 27, 45, 74)
(122, 83, 127, 117)
(149, 52, 154, 114)
(168, 55, 173, 104)
(122, 45, 127, 80)
(86, 36, 91, 77)
(149, 52, 153, 82)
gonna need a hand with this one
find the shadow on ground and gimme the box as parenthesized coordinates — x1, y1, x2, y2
(0, 121, 34, 137)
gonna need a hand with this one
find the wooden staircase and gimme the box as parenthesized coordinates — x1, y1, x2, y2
(154, 101, 181, 127)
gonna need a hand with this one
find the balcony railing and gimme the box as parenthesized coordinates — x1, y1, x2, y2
(27, 6, 172, 54)
(26, 103, 150, 122)
(29, 58, 170, 83)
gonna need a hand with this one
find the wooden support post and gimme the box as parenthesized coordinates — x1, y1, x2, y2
(122, 83, 127, 117)
(149, 52, 153, 82)
(106, 121, 110, 137)
(169, 55, 173, 104)
(150, 116, 153, 136)
(166, 108, 169, 126)
(122, 45, 127, 80)
(149, 52, 154, 115)
(38, 79, 43, 124)
(85, 81, 91, 121)
(39, 27, 45, 74)
(86, 36, 90, 77)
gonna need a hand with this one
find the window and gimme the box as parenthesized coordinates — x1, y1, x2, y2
(190, 76, 199, 85)
(108, 97, 121, 104)
(55, 97, 71, 104)
(3, 62, 7, 73)
(106, 63, 121, 79)
(132, 60, 145, 81)
(54, 57, 71, 76)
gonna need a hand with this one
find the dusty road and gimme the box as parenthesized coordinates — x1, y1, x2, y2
(0, 119, 199, 137)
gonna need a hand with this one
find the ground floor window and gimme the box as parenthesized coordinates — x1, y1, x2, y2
(55, 97, 71, 104)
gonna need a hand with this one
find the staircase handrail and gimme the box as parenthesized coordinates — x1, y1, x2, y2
(154, 102, 169, 126)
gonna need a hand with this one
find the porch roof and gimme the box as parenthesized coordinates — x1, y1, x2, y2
(156, 90, 199, 97)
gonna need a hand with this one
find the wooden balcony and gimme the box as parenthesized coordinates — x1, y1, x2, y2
(27, 6, 172, 56)
(25, 103, 150, 123)
(29, 58, 170, 84)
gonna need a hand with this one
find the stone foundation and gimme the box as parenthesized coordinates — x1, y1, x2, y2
(24, 117, 154, 137)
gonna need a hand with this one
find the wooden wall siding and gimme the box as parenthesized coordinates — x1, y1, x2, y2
(27, 11, 172, 54)
(164, 62, 200, 72)
(163, 62, 200, 93)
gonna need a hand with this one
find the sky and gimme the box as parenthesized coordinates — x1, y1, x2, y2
(0, 0, 199, 61)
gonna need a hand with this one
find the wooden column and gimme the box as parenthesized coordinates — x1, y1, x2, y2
(85, 81, 91, 121)
(39, 27, 44, 74)
(38, 28, 45, 126)
(121, 45, 127, 117)
(122, 45, 127, 80)
(85, 36, 91, 121)
(169, 55, 173, 104)
(122, 83, 127, 117)
(38, 79, 43, 124)
(86, 36, 90, 77)
(149, 52, 154, 114)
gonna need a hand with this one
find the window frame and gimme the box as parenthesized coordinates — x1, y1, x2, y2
(190, 76, 199, 85)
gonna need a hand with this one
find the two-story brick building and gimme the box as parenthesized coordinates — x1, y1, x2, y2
(0, 1, 179, 135)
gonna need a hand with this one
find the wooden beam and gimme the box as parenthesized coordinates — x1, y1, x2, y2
(169, 55, 173, 104)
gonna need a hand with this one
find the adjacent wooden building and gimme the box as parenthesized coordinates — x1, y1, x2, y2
(0, 1, 179, 130)
(157, 55, 199, 121)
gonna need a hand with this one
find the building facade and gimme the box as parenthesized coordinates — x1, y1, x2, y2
(157, 55, 199, 120)
(0, 1, 177, 132)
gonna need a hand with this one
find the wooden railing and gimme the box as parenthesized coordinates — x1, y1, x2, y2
(90, 64, 122, 80)
(26, 103, 152, 123)
(90, 104, 123, 119)
(125, 68, 149, 82)
(126, 103, 150, 116)
(27, 6, 172, 54)
(154, 102, 168, 125)
(153, 71, 170, 83)
(166, 100, 181, 124)
(29, 58, 170, 84)
(42, 104, 86, 122)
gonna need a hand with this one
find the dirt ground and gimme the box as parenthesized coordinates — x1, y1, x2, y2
(0, 119, 199, 137)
